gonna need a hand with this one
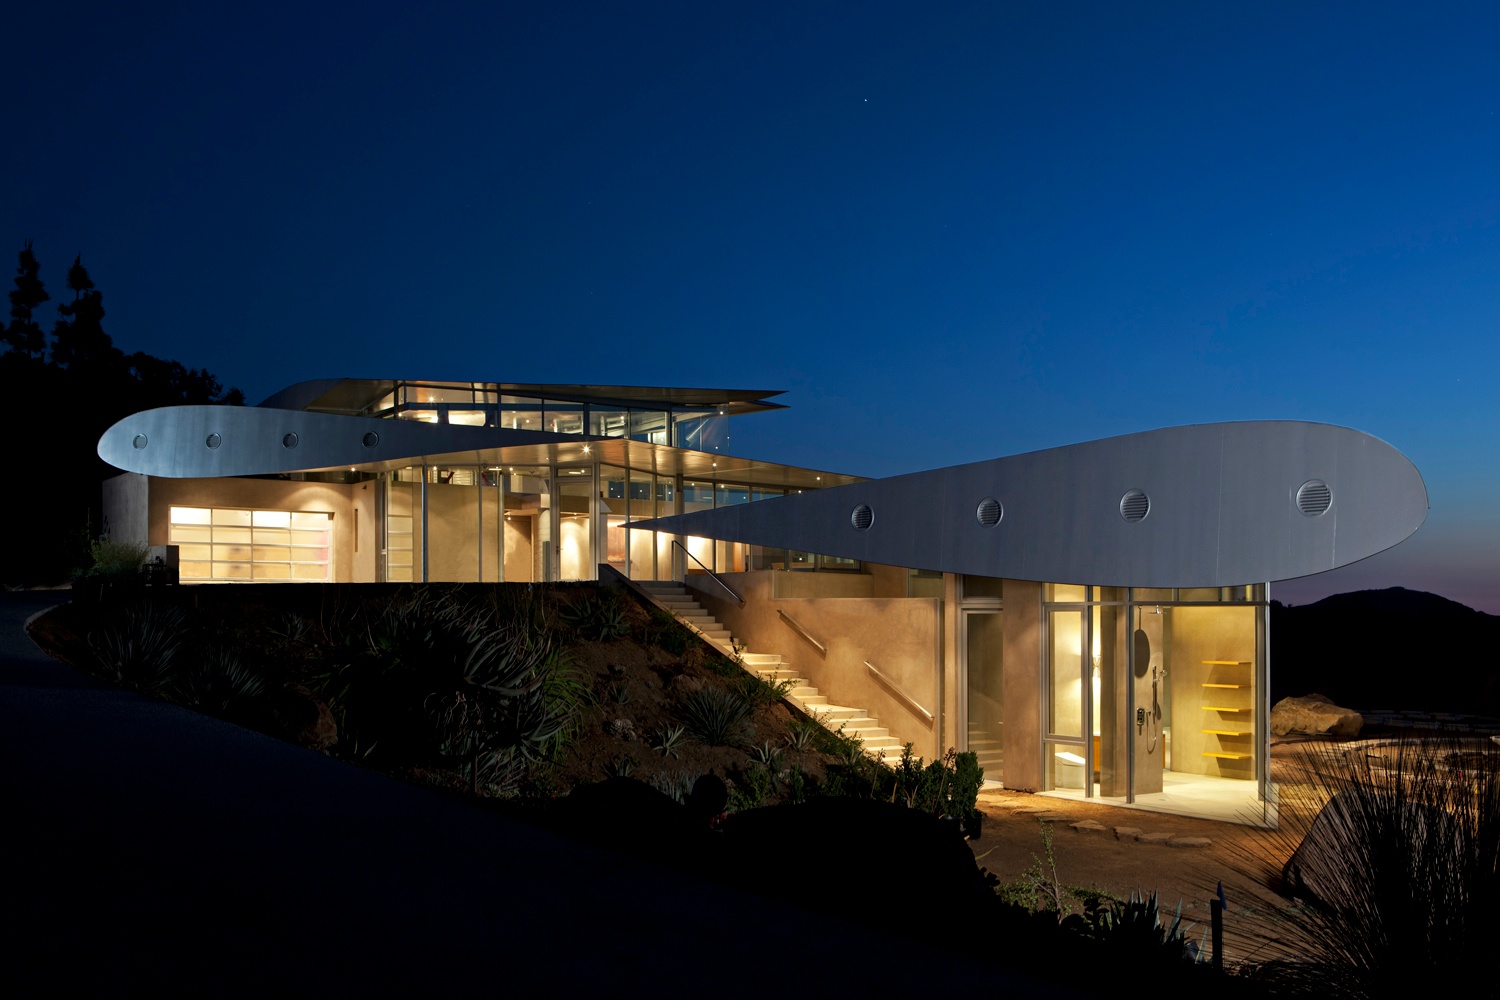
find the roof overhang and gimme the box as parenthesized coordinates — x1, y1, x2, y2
(97, 405, 858, 490)
(632, 421, 1429, 588)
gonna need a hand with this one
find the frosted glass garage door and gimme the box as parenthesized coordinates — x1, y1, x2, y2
(169, 506, 332, 582)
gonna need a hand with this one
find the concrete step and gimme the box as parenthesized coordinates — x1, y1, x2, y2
(753, 668, 801, 681)
(740, 653, 784, 667)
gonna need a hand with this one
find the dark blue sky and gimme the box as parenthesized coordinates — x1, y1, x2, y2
(8, 2, 1498, 609)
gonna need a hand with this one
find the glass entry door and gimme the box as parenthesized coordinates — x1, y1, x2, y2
(963, 610, 1004, 785)
(1044, 609, 1089, 790)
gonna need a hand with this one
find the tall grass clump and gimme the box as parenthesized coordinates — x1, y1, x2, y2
(1239, 734, 1500, 996)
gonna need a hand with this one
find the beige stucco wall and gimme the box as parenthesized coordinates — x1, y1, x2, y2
(144, 476, 376, 583)
(1001, 578, 1043, 791)
(689, 571, 943, 761)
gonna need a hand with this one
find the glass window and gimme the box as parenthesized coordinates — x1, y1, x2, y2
(1046, 583, 1087, 603)
(168, 506, 332, 584)
(543, 400, 585, 435)
(715, 483, 749, 506)
(500, 395, 543, 431)
(589, 408, 629, 437)
(964, 575, 1004, 600)
(630, 410, 669, 444)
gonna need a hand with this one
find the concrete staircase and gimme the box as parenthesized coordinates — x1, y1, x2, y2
(967, 726, 1003, 782)
(637, 581, 902, 761)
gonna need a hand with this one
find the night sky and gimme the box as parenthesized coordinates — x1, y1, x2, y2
(6, 2, 1498, 610)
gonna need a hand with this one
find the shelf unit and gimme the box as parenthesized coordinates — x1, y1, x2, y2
(1201, 660, 1253, 763)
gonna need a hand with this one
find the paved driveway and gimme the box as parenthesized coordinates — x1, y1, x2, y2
(1, 592, 1071, 997)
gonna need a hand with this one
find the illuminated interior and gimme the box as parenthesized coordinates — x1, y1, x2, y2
(169, 506, 332, 582)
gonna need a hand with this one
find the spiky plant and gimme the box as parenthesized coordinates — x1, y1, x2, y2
(88, 600, 189, 693)
(1235, 734, 1500, 995)
(650, 724, 688, 758)
(676, 685, 752, 746)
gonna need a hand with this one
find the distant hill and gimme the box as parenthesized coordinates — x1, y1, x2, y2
(1271, 587, 1500, 713)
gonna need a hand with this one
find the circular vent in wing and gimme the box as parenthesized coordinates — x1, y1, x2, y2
(976, 497, 1002, 526)
(132, 434, 147, 450)
(851, 504, 874, 531)
(362, 431, 380, 448)
(1296, 479, 1332, 517)
(1119, 489, 1150, 522)
(205, 433, 221, 449)
(282, 432, 299, 449)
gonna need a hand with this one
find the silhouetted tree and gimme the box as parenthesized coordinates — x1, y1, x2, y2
(51, 255, 122, 373)
(5, 240, 50, 359)
(1, 240, 243, 584)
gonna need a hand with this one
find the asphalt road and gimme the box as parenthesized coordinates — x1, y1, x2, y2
(1, 591, 1071, 998)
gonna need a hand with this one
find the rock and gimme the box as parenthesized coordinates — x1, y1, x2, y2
(605, 718, 636, 741)
(1070, 820, 1106, 832)
(669, 674, 703, 696)
(1167, 836, 1213, 848)
(1271, 694, 1364, 738)
(272, 684, 337, 749)
(1114, 826, 1144, 840)
(1136, 831, 1174, 844)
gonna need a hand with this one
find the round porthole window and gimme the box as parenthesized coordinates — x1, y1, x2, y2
(1119, 489, 1150, 522)
(282, 432, 299, 449)
(362, 431, 380, 448)
(976, 497, 1002, 526)
(205, 433, 221, 449)
(1296, 479, 1332, 517)
(131, 433, 148, 450)
(851, 503, 874, 531)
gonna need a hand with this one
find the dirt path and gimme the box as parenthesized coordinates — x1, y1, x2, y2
(967, 789, 1302, 967)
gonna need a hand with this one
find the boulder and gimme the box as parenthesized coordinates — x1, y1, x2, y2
(1271, 693, 1363, 737)
(271, 684, 338, 749)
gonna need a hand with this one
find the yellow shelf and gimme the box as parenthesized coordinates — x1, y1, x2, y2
(1202, 660, 1252, 666)
(1203, 751, 1252, 760)
(1202, 729, 1253, 736)
(1202, 683, 1244, 689)
(1203, 705, 1250, 713)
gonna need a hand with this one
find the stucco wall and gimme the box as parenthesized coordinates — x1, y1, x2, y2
(1001, 579, 1042, 791)
(689, 571, 943, 760)
(144, 476, 376, 583)
(102, 473, 150, 547)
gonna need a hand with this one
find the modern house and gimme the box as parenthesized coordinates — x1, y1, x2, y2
(97, 378, 1428, 823)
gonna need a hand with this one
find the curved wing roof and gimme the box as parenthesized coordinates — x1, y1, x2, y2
(633, 421, 1428, 587)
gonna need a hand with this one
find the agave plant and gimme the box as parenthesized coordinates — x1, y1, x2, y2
(676, 685, 752, 746)
(650, 723, 688, 758)
(88, 600, 189, 693)
(174, 648, 269, 717)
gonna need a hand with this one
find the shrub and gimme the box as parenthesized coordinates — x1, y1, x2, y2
(738, 671, 796, 709)
(560, 590, 630, 641)
(676, 685, 752, 746)
(87, 536, 148, 579)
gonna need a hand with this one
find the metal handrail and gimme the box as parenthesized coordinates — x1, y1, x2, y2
(777, 610, 826, 657)
(865, 660, 935, 725)
(670, 540, 744, 606)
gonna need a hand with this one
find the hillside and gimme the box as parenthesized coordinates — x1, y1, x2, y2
(1271, 587, 1500, 714)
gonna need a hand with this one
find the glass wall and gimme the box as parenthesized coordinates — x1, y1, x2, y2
(1039, 584, 1266, 803)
